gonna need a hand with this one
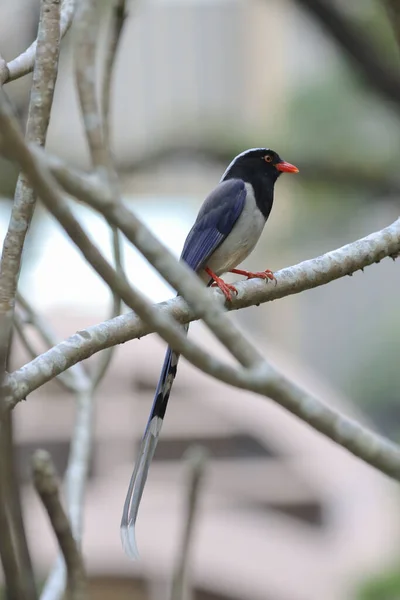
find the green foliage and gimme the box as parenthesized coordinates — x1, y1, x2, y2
(357, 566, 400, 600)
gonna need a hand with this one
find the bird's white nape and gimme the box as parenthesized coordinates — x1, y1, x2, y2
(219, 147, 271, 182)
(120, 523, 140, 560)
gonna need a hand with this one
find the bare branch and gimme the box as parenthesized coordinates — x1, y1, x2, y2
(90, 0, 127, 387)
(102, 0, 126, 150)
(0, 415, 34, 600)
(4, 216, 400, 406)
(89, 226, 124, 388)
(13, 312, 40, 362)
(293, 0, 400, 114)
(13, 303, 86, 393)
(73, 0, 128, 386)
(0, 0, 61, 375)
(37, 8, 128, 592)
(1, 412, 37, 600)
(0, 5, 61, 597)
(3, 218, 400, 484)
(4, 0, 74, 83)
(40, 387, 94, 600)
(73, 0, 108, 171)
(13, 292, 93, 600)
(170, 447, 208, 600)
(32, 450, 86, 600)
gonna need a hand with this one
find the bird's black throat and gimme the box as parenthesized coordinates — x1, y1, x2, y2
(225, 168, 278, 220)
(247, 172, 276, 220)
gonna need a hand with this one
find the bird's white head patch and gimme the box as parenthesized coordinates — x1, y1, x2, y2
(220, 148, 271, 182)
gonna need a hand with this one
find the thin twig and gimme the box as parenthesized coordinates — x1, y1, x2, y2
(5, 0, 74, 83)
(13, 312, 40, 363)
(0, 415, 31, 600)
(73, 0, 108, 171)
(13, 309, 82, 393)
(32, 450, 86, 600)
(89, 0, 127, 387)
(14, 295, 93, 600)
(90, 226, 124, 388)
(14, 291, 92, 600)
(101, 0, 126, 150)
(40, 387, 94, 600)
(16, 293, 89, 392)
(170, 447, 208, 600)
(1, 411, 37, 600)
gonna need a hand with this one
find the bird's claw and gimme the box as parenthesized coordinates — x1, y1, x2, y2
(246, 269, 276, 284)
(210, 281, 237, 301)
(229, 267, 277, 286)
(217, 281, 238, 302)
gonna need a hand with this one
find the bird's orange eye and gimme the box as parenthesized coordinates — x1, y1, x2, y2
(264, 155, 273, 163)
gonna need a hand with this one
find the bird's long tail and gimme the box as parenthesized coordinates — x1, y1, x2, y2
(120, 324, 189, 559)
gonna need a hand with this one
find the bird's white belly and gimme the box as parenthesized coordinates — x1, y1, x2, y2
(202, 184, 266, 277)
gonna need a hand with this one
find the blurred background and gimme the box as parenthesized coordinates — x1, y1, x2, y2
(1, 0, 400, 598)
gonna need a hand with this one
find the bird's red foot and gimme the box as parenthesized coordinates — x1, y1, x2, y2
(230, 268, 276, 284)
(205, 267, 238, 301)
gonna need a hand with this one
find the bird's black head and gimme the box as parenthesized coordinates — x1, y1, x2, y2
(221, 147, 298, 218)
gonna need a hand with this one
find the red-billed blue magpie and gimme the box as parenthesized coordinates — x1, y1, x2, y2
(121, 148, 298, 558)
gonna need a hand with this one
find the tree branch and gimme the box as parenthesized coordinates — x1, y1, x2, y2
(0, 4, 61, 598)
(73, 0, 108, 171)
(0, 0, 61, 375)
(1, 411, 37, 600)
(32, 450, 86, 600)
(2, 218, 400, 486)
(101, 0, 126, 151)
(293, 0, 400, 114)
(40, 7, 127, 596)
(4, 216, 400, 406)
(3, 0, 74, 84)
(14, 304, 85, 394)
(40, 388, 94, 600)
(15, 298, 93, 600)
(0, 415, 32, 600)
(89, 0, 127, 388)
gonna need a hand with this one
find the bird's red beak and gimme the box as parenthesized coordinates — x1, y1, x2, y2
(276, 161, 299, 174)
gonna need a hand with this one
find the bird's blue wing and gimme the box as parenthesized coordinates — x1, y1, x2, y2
(180, 178, 246, 271)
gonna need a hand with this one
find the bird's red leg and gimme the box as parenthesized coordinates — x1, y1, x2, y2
(230, 267, 276, 284)
(205, 267, 238, 302)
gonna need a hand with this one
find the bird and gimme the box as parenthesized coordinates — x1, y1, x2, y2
(120, 147, 299, 558)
